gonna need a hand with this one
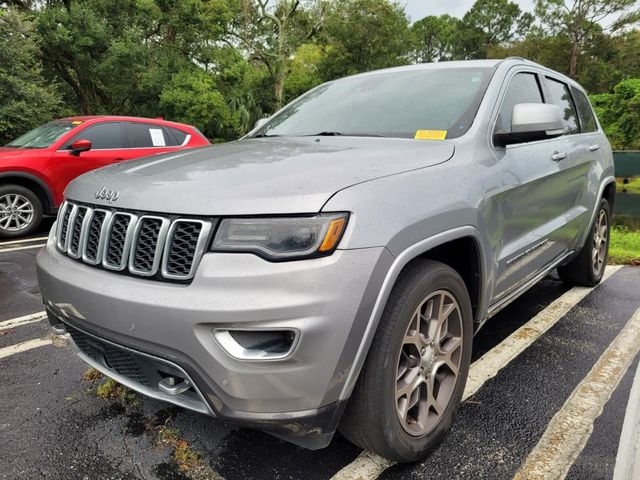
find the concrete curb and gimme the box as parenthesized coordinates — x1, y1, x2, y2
(614, 358, 640, 480)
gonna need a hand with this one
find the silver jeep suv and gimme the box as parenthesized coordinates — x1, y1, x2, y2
(37, 58, 615, 462)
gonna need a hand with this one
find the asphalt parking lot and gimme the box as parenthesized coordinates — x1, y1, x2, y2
(1, 222, 639, 480)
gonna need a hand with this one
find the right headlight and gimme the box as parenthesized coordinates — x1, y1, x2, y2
(210, 213, 349, 261)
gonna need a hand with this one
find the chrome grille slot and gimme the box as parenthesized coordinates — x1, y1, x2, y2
(83, 210, 109, 264)
(103, 213, 137, 271)
(129, 216, 169, 276)
(162, 220, 211, 280)
(56, 203, 73, 251)
(55, 201, 211, 282)
(68, 206, 89, 258)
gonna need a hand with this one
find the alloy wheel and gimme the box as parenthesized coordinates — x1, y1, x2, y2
(592, 209, 608, 276)
(0, 193, 35, 232)
(395, 290, 463, 436)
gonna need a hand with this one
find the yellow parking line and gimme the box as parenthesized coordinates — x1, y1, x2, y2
(514, 307, 640, 480)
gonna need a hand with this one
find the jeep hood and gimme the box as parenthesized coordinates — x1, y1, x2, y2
(65, 137, 454, 215)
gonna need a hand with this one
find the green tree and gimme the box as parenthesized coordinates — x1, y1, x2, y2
(535, 0, 640, 79)
(411, 15, 462, 63)
(462, 0, 533, 58)
(591, 78, 640, 149)
(0, 8, 65, 144)
(318, 0, 411, 79)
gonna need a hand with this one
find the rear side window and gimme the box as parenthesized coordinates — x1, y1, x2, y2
(69, 122, 124, 149)
(571, 87, 597, 133)
(545, 78, 579, 134)
(165, 126, 188, 146)
(127, 122, 170, 148)
(496, 72, 544, 134)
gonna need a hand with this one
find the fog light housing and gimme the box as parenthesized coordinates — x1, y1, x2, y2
(213, 329, 298, 361)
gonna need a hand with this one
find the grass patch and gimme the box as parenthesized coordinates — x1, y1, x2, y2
(617, 177, 640, 194)
(95, 378, 139, 405)
(609, 226, 640, 265)
(82, 367, 103, 382)
(156, 425, 204, 474)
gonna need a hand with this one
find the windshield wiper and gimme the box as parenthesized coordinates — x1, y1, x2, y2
(252, 133, 282, 138)
(304, 131, 385, 138)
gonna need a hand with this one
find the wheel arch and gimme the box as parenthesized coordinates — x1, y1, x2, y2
(0, 172, 55, 215)
(339, 226, 487, 401)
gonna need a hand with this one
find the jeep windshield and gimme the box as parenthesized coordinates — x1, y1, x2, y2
(254, 67, 494, 140)
(5, 120, 77, 149)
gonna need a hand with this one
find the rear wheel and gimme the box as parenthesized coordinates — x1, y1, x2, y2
(557, 198, 610, 287)
(0, 185, 43, 239)
(339, 259, 473, 462)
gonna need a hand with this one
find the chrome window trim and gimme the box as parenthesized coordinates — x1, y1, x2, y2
(81, 209, 113, 265)
(161, 219, 212, 281)
(102, 212, 139, 271)
(128, 216, 171, 277)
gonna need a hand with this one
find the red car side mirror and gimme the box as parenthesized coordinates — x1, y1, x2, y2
(70, 139, 92, 156)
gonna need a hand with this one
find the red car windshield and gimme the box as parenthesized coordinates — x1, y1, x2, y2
(5, 121, 78, 149)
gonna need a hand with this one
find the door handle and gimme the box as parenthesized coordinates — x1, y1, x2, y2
(588, 144, 600, 152)
(113, 158, 124, 163)
(551, 152, 567, 161)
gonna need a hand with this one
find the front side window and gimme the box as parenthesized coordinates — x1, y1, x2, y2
(255, 67, 495, 140)
(545, 78, 579, 134)
(67, 122, 124, 149)
(571, 87, 597, 133)
(6, 121, 77, 149)
(495, 72, 544, 134)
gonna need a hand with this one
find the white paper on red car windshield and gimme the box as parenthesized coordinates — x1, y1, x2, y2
(149, 128, 166, 147)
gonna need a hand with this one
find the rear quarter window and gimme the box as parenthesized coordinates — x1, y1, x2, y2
(545, 77, 580, 134)
(571, 87, 598, 133)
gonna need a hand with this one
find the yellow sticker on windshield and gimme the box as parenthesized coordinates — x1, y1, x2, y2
(72, 121, 83, 125)
(415, 130, 447, 140)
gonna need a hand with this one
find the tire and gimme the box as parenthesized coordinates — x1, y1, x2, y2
(339, 259, 473, 462)
(557, 198, 610, 287)
(0, 184, 43, 239)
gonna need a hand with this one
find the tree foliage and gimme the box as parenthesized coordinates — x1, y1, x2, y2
(0, 0, 640, 147)
(591, 79, 640, 149)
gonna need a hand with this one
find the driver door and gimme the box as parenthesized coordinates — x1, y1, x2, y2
(51, 122, 128, 193)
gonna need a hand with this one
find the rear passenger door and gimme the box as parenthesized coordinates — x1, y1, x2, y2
(120, 122, 187, 161)
(491, 71, 581, 303)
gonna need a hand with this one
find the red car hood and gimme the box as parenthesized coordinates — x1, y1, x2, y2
(0, 147, 35, 160)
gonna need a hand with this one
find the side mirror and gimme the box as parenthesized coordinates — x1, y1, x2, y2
(253, 118, 269, 131)
(69, 139, 92, 156)
(494, 103, 566, 147)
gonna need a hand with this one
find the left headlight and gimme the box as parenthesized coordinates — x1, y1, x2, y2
(211, 213, 349, 261)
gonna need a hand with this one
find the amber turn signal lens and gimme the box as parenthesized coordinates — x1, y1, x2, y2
(319, 217, 347, 252)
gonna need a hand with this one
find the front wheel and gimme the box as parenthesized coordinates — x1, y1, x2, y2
(557, 198, 610, 287)
(339, 259, 473, 462)
(0, 185, 43, 239)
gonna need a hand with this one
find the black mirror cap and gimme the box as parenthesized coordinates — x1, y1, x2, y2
(494, 128, 565, 147)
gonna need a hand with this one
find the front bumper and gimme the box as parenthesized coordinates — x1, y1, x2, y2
(37, 236, 392, 447)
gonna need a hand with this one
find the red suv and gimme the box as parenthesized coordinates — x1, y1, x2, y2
(0, 116, 209, 238)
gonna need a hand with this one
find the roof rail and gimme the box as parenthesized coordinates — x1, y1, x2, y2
(505, 56, 527, 61)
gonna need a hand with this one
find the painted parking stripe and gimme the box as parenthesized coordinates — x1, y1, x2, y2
(0, 337, 53, 359)
(0, 244, 45, 253)
(0, 236, 48, 246)
(514, 307, 640, 480)
(330, 266, 621, 480)
(464, 266, 621, 399)
(0, 311, 47, 330)
(613, 359, 640, 480)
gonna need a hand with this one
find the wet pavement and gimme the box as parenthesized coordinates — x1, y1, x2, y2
(1, 229, 639, 480)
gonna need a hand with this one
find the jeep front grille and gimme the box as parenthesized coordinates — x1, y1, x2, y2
(55, 201, 213, 281)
